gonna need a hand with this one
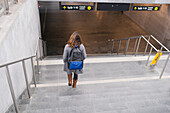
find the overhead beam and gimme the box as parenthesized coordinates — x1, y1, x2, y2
(38, 0, 170, 4)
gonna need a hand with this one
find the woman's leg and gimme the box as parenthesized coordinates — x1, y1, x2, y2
(68, 73, 72, 86)
(73, 73, 78, 88)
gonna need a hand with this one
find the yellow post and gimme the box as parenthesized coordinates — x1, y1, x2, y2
(150, 51, 162, 66)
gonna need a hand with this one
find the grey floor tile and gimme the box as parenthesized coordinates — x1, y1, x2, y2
(134, 106, 170, 113)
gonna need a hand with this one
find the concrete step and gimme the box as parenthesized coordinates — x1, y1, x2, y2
(7, 55, 170, 113)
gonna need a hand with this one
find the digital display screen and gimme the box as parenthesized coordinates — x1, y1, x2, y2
(97, 3, 130, 11)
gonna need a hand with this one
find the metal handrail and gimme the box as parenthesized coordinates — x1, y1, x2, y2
(0, 55, 35, 68)
(108, 35, 170, 79)
(0, 38, 46, 113)
(108, 36, 140, 42)
(1, 56, 39, 113)
(109, 35, 170, 54)
(0, 0, 18, 16)
(150, 35, 170, 52)
(141, 35, 158, 52)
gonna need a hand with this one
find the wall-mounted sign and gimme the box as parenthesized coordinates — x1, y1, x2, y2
(132, 6, 160, 11)
(97, 3, 130, 11)
(60, 5, 93, 11)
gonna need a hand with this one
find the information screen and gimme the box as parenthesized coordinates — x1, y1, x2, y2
(97, 3, 130, 11)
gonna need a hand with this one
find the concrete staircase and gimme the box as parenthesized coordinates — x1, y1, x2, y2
(7, 55, 170, 113)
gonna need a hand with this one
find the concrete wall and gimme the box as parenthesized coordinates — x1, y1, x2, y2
(0, 0, 41, 112)
(124, 4, 170, 49)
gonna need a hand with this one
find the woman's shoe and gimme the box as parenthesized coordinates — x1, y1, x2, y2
(72, 79, 78, 88)
(68, 74, 72, 86)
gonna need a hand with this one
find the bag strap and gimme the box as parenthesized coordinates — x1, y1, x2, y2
(69, 47, 82, 56)
(77, 47, 82, 53)
(77, 47, 83, 60)
(69, 48, 74, 57)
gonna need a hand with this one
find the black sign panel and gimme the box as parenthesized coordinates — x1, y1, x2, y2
(132, 6, 160, 11)
(60, 5, 94, 11)
(97, 3, 130, 11)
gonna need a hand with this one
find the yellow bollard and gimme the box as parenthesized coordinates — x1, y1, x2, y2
(150, 51, 162, 66)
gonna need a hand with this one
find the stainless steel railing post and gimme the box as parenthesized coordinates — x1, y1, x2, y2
(111, 40, 114, 54)
(36, 52, 40, 74)
(22, 60, 31, 98)
(42, 41, 44, 58)
(135, 37, 141, 56)
(44, 41, 47, 57)
(5, 66, 19, 113)
(159, 53, 170, 79)
(125, 39, 130, 56)
(144, 36, 150, 56)
(31, 57, 37, 87)
(43, 41, 45, 57)
(42, 41, 47, 58)
(3, 0, 9, 14)
(146, 47, 153, 66)
(117, 40, 121, 55)
(133, 38, 138, 55)
(39, 39, 42, 60)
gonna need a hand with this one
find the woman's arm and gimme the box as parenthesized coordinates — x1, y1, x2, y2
(82, 44, 87, 60)
(63, 45, 68, 62)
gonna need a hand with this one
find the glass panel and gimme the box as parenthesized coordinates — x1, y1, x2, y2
(0, 0, 3, 10)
